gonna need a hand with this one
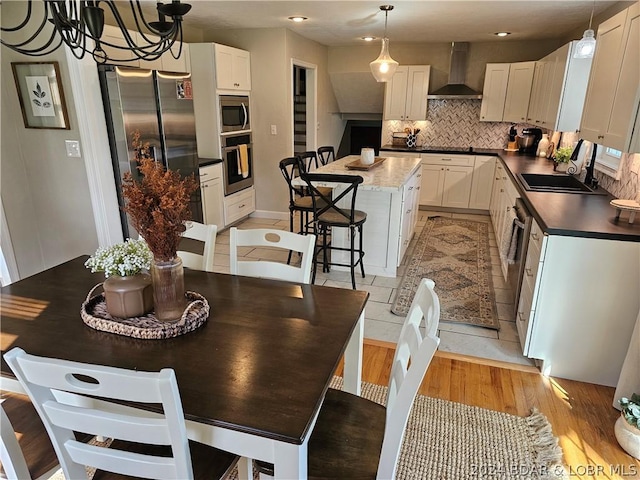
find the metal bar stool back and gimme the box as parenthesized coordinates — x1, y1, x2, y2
(317, 146, 336, 166)
(302, 173, 366, 289)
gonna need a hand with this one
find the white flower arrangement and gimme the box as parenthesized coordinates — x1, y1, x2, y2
(85, 239, 153, 278)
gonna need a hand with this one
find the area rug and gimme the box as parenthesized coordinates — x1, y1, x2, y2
(225, 377, 566, 480)
(391, 216, 500, 330)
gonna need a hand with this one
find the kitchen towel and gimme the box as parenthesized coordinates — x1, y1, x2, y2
(239, 144, 249, 178)
(499, 209, 518, 264)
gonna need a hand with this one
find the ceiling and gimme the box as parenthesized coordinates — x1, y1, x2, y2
(172, 1, 622, 46)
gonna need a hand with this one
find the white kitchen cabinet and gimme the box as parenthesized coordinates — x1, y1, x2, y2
(516, 219, 546, 354)
(580, 2, 639, 153)
(99, 25, 140, 67)
(525, 233, 640, 387)
(214, 44, 251, 91)
(469, 156, 496, 210)
(525, 42, 592, 132)
(200, 163, 224, 229)
(224, 187, 255, 225)
(398, 167, 422, 264)
(161, 42, 191, 72)
(526, 60, 550, 126)
(480, 64, 510, 122)
(384, 66, 430, 121)
(420, 154, 474, 208)
(543, 42, 592, 131)
(503, 61, 535, 123)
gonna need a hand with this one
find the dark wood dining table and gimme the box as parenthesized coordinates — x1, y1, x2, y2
(0, 256, 368, 479)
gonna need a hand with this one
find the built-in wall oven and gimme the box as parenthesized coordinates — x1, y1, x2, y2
(220, 95, 250, 133)
(221, 132, 253, 195)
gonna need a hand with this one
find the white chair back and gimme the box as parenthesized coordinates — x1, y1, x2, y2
(378, 278, 440, 480)
(178, 221, 217, 272)
(3, 348, 195, 480)
(0, 403, 33, 480)
(230, 228, 315, 284)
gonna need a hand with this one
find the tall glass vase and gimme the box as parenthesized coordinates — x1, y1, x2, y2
(151, 256, 185, 321)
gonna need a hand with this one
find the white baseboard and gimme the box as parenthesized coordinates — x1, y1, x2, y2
(251, 210, 288, 221)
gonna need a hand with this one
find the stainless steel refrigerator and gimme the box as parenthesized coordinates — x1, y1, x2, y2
(98, 65, 203, 238)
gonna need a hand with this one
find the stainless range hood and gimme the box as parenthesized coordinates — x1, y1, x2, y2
(427, 42, 482, 99)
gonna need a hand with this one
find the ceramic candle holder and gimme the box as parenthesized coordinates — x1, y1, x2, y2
(360, 148, 375, 165)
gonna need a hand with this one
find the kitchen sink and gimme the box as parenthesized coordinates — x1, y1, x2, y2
(517, 173, 603, 194)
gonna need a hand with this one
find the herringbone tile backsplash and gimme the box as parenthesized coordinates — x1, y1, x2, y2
(382, 99, 521, 149)
(382, 99, 640, 200)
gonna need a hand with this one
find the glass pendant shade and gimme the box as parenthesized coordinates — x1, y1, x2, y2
(370, 38, 399, 82)
(574, 29, 596, 58)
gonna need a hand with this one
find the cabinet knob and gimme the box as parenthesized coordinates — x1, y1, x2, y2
(441, 167, 445, 171)
(518, 312, 525, 322)
(446, 168, 450, 171)
(416, 174, 422, 177)
(481, 116, 485, 119)
(521, 117, 525, 120)
(525, 267, 534, 277)
(531, 232, 540, 241)
(506, 206, 511, 212)
(408, 186, 414, 190)
(239, 203, 246, 208)
(500, 188, 504, 192)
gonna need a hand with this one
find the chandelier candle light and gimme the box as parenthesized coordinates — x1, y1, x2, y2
(0, 0, 192, 63)
(370, 5, 399, 82)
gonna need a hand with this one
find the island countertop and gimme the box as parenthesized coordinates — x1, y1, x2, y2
(309, 155, 422, 192)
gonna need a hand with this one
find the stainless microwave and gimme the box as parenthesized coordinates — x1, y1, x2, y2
(219, 95, 250, 133)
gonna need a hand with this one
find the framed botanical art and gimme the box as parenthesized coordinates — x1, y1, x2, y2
(11, 61, 70, 130)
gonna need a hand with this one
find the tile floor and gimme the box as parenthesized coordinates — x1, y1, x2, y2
(214, 210, 535, 367)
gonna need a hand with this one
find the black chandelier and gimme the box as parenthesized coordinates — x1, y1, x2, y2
(1, 1, 192, 63)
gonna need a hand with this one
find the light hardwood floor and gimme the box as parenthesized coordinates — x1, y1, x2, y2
(337, 340, 640, 480)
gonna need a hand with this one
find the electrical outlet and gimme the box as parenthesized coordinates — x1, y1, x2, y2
(65, 140, 81, 158)
(270, 125, 277, 135)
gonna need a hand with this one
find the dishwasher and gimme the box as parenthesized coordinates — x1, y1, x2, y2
(507, 198, 533, 318)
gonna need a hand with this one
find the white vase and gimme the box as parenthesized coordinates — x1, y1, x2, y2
(615, 415, 640, 460)
(537, 134, 550, 157)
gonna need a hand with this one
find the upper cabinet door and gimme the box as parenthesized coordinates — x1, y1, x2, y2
(580, 8, 628, 146)
(503, 62, 535, 123)
(384, 66, 409, 120)
(405, 66, 430, 120)
(605, 3, 639, 151)
(215, 44, 251, 91)
(480, 64, 510, 122)
(384, 66, 430, 120)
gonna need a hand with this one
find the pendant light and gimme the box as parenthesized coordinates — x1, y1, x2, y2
(574, 0, 597, 58)
(370, 5, 399, 82)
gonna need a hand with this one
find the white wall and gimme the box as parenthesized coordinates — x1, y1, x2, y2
(1, 2, 99, 280)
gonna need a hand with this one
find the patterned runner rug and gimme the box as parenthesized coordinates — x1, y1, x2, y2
(392, 216, 500, 329)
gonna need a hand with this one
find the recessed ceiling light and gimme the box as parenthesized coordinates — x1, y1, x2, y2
(288, 16, 308, 22)
(362, 36, 376, 42)
(494, 32, 511, 37)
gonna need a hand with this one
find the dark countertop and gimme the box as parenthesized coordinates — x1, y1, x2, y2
(198, 158, 223, 167)
(381, 145, 640, 242)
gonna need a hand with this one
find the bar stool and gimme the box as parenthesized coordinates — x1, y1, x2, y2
(279, 156, 314, 236)
(317, 146, 336, 166)
(302, 173, 366, 289)
(299, 151, 320, 171)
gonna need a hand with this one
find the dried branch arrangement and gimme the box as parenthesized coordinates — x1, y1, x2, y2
(122, 132, 197, 262)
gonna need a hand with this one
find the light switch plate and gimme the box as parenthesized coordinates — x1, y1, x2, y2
(270, 125, 277, 135)
(65, 140, 81, 158)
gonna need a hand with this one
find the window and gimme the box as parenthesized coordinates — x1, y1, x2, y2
(595, 145, 624, 179)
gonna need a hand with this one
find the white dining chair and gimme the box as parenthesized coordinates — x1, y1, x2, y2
(0, 393, 61, 480)
(3, 348, 239, 480)
(230, 228, 316, 284)
(255, 278, 441, 479)
(177, 221, 218, 272)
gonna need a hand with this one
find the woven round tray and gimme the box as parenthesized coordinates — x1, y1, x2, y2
(81, 286, 209, 340)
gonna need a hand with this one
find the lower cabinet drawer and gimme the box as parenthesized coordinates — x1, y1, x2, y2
(224, 188, 255, 225)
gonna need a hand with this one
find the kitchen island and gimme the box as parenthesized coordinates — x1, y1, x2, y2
(301, 155, 422, 278)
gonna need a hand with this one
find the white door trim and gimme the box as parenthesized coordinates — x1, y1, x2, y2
(65, 50, 124, 247)
(0, 198, 19, 284)
(290, 59, 318, 154)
